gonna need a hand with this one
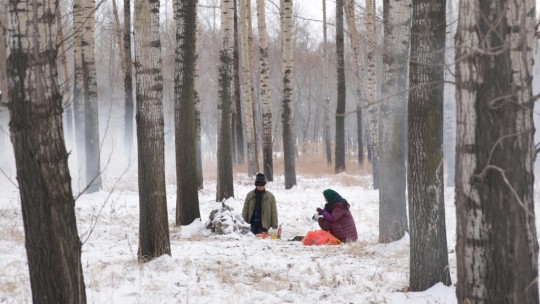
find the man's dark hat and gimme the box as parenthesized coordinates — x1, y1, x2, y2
(255, 173, 266, 186)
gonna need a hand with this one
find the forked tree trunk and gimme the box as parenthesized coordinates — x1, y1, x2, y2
(281, 0, 296, 189)
(216, 0, 235, 201)
(7, 0, 86, 301)
(408, 0, 451, 291)
(134, 0, 171, 262)
(256, 0, 273, 181)
(455, 0, 538, 302)
(174, 0, 201, 226)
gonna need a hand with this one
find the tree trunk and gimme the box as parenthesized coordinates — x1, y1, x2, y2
(174, 0, 201, 226)
(344, 0, 366, 167)
(365, 0, 379, 189)
(232, 0, 245, 165)
(7, 0, 87, 301)
(378, 0, 411, 243)
(195, 92, 203, 189)
(256, 0, 273, 181)
(239, 0, 258, 176)
(322, 0, 332, 165)
(216, 0, 235, 201)
(408, 0, 451, 291)
(443, 0, 456, 188)
(281, 0, 296, 189)
(81, 0, 102, 193)
(134, 0, 171, 262)
(56, 3, 73, 145)
(455, 0, 538, 302)
(334, 0, 346, 173)
(73, 0, 86, 191)
(122, 0, 135, 159)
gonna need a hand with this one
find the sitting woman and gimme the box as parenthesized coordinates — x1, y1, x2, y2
(316, 189, 358, 242)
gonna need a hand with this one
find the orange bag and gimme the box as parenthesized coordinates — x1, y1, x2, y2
(302, 230, 341, 245)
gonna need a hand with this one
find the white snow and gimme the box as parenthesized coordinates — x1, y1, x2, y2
(0, 168, 473, 304)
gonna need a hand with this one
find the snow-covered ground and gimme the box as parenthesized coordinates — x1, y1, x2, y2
(0, 167, 467, 304)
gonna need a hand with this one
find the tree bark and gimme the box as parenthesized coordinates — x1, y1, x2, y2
(322, 0, 332, 165)
(281, 0, 296, 189)
(344, 0, 366, 167)
(232, 0, 245, 165)
(239, 0, 259, 176)
(455, 0, 538, 302)
(81, 0, 102, 193)
(378, 0, 411, 243)
(216, 0, 235, 201)
(408, 0, 451, 291)
(134, 0, 171, 262)
(7, 0, 86, 301)
(174, 0, 201, 226)
(365, 0, 379, 189)
(123, 0, 135, 159)
(73, 0, 86, 191)
(256, 0, 273, 181)
(334, 0, 346, 173)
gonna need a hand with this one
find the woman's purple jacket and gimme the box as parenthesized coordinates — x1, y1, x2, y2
(318, 201, 358, 242)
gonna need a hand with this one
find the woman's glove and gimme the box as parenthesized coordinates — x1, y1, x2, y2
(321, 210, 331, 220)
(316, 207, 324, 215)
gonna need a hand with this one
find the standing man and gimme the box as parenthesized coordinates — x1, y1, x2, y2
(242, 173, 279, 234)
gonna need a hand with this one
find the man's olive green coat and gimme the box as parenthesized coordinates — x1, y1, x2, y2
(242, 190, 279, 230)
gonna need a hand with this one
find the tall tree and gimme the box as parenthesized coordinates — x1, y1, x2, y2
(81, 0, 102, 193)
(455, 0, 538, 302)
(174, 0, 201, 226)
(443, 0, 456, 187)
(0, 1, 8, 148)
(6, 0, 86, 301)
(123, 0, 135, 158)
(232, 0, 245, 165)
(365, 0, 379, 189)
(408, 0, 451, 291)
(378, 0, 411, 243)
(322, 0, 331, 165)
(281, 0, 296, 189)
(73, 0, 86, 190)
(256, 0, 273, 181)
(334, 0, 346, 173)
(344, 0, 365, 167)
(216, 0, 235, 201)
(56, 2, 73, 144)
(239, 0, 258, 176)
(134, 0, 171, 261)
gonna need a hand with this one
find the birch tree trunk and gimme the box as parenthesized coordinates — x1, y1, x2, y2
(81, 0, 102, 193)
(232, 0, 245, 164)
(378, 0, 411, 243)
(281, 0, 296, 189)
(455, 0, 538, 302)
(322, 0, 332, 165)
(443, 0, 456, 187)
(216, 0, 235, 201)
(239, 0, 258, 176)
(56, 3, 73, 145)
(344, 0, 366, 166)
(123, 0, 135, 158)
(73, 0, 86, 190)
(256, 0, 273, 181)
(7, 0, 86, 301)
(174, 0, 201, 226)
(365, 0, 379, 189)
(134, 0, 171, 262)
(335, 0, 346, 173)
(408, 0, 451, 291)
